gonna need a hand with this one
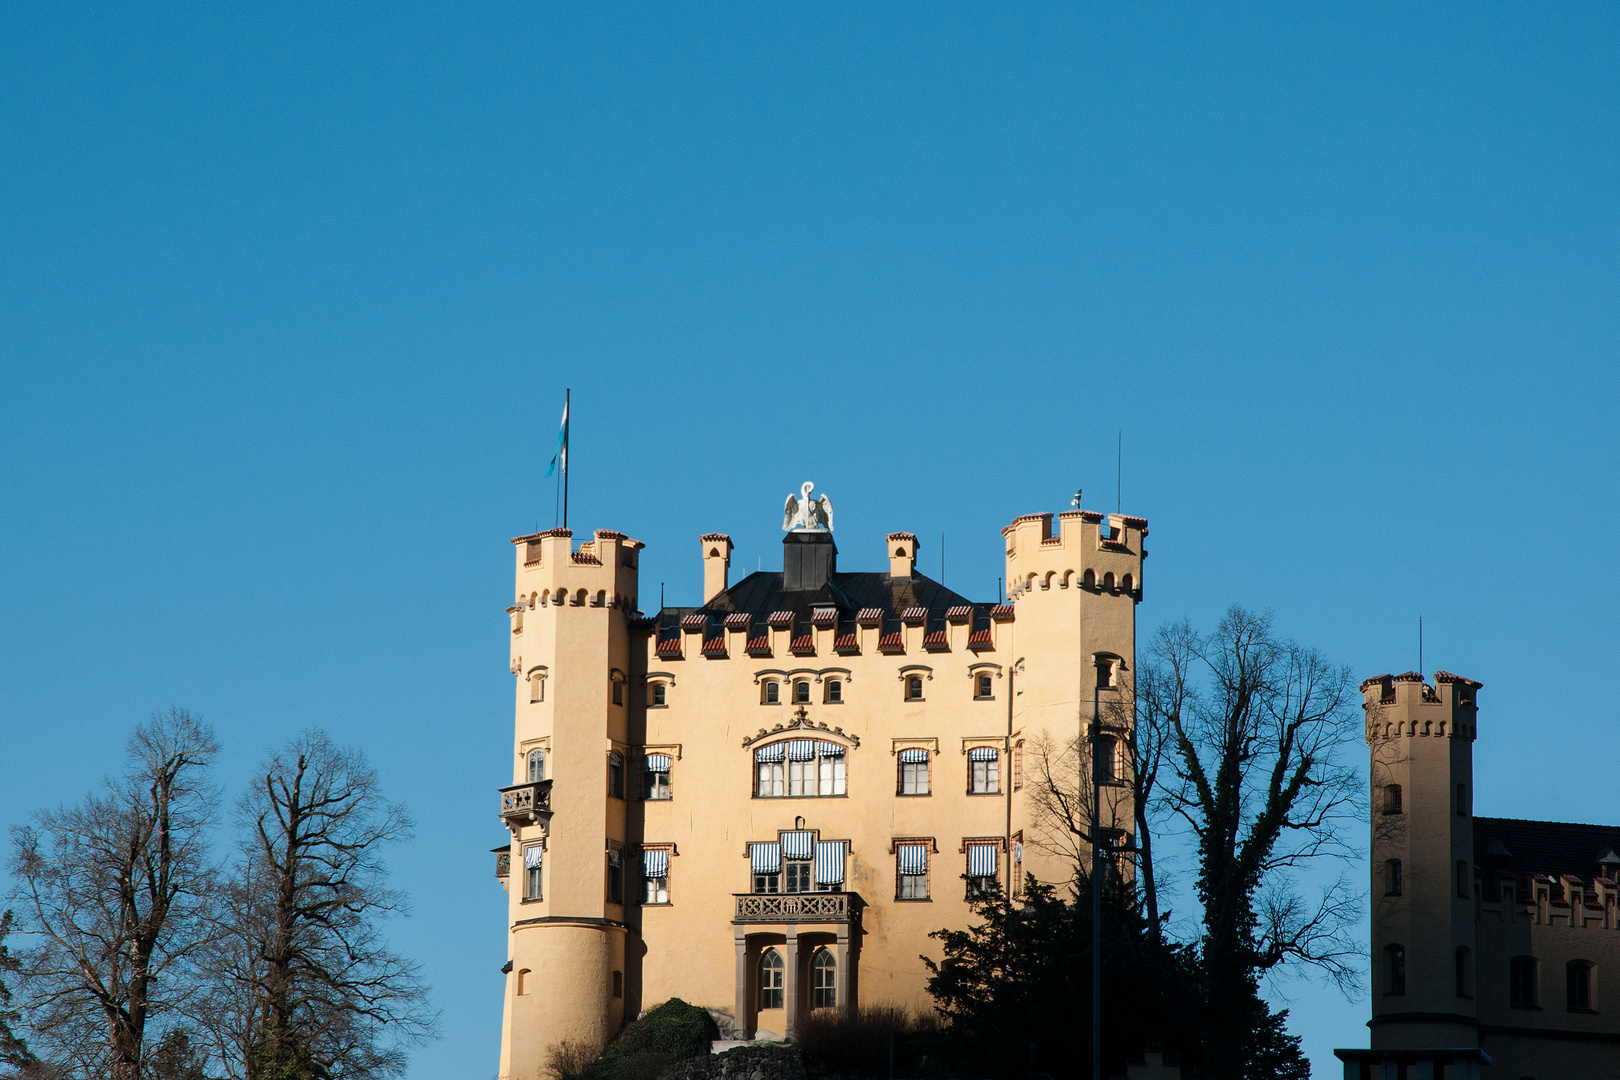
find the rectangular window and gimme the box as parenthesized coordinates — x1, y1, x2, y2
(969, 748, 1000, 794)
(650, 683, 667, 707)
(785, 861, 812, 893)
(975, 673, 994, 699)
(642, 849, 670, 905)
(814, 841, 846, 891)
(1510, 956, 1538, 1008)
(1568, 961, 1593, 1012)
(898, 749, 930, 795)
(608, 752, 625, 799)
(966, 843, 999, 898)
(1095, 658, 1113, 689)
(607, 846, 624, 904)
(522, 844, 543, 901)
(1387, 945, 1406, 995)
(1386, 859, 1403, 896)
(612, 680, 624, 706)
(1383, 784, 1403, 814)
(897, 843, 929, 900)
(825, 679, 842, 704)
(751, 842, 782, 894)
(644, 754, 672, 800)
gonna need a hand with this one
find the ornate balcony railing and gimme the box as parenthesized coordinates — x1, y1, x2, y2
(494, 850, 511, 878)
(499, 780, 553, 831)
(733, 891, 861, 925)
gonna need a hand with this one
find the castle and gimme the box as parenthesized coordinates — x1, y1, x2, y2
(492, 487, 1145, 1078)
(1335, 672, 1620, 1079)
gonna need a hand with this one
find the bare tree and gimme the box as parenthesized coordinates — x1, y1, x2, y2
(6, 709, 218, 1080)
(1148, 607, 1363, 1073)
(200, 731, 433, 1080)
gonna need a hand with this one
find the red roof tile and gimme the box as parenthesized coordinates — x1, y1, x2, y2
(923, 630, 949, 651)
(900, 606, 928, 623)
(1436, 670, 1483, 689)
(990, 604, 1014, 621)
(724, 613, 751, 628)
(878, 633, 904, 653)
(945, 605, 973, 622)
(746, 636, 772, 655)
(655, 639, 682, 657)
(886, 531, 917, 541)
(680, 614, 708, 630)
(856, 608, 884, 626)
(702, 637, 726, 655)
(700, 533, 732, 542)
(968, 629, 993, 648)
(768, 611, 794, 627)
(810, 609, 837, 627)
(834, 633, 859, 653)
(789, 634, 814, 655)
(571, 551, 602, 565)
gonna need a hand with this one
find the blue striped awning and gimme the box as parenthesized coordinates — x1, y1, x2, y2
(898, 748, 929, 763)
(755, 743, 785, 763)
(750, 842, 782, 874)
(782, 831, 814, 859)
(643, 849, 669, 877)
(897, 844, 928, 875)
(816, 741, 845, 757)
(786, 739, 817, 761)
(815, 841, 845, 885)
(969, 746, 999, 761)
(523, 845, 543, 870)
(968, 844, 998, 877)
(645, 754, 671, 771)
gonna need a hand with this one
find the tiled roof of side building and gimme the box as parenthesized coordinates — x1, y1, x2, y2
(1474, 816, 1620, 892)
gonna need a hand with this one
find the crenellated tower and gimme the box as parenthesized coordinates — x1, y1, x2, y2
(499, 527, 643, 1080)
(1001, 509, 1146, 888)
(1363, 669, 1483, 1053)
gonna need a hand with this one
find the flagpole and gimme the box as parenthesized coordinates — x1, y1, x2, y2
(562, 388, 570, 530)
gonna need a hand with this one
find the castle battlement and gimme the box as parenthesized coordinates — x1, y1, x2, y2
(1002, 509, 1147, 601)
(1361, 670, 1482, 743)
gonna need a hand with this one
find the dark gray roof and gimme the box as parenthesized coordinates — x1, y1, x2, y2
(652, 568, 990, 638)
(1474, 816, 1620, 889)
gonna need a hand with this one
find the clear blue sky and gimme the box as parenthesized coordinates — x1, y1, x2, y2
(1, 5, 1615, 1076)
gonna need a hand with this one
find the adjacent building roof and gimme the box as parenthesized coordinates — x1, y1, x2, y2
(1473, 816, 1620, 891)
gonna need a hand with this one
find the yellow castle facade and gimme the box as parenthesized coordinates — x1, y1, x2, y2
(492, 487, 1145, 1078)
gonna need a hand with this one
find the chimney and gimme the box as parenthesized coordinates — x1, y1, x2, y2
(783, 531, 837, 593)
(887, 533, 918, 579)
(701, 534, 733, 603)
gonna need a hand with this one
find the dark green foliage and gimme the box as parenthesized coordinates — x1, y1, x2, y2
(0, 911, 34, 1073)
(926, 877, 1192, 1080)
(562, 998, 719, 1080)
(794, 1005, 946, 1078)
(923, 877, 1308, 1080)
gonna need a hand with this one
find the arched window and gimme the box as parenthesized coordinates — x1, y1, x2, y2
(1568, 960, 1594, 1012)
(824, 679, 842, 704)
(793, 680, 811, 705)
(811, 948, 836, 1009)
(1510, 956, 1538, 1008)
(1385, 859, 1402, 896)
(1386, 945, 1406, 995)
(529, 672, 543, 703)
(763, 681, 780, 705)
(1096, 735, 1121, 784)
(527, 749, 546, 783)
(755, 741, 847, 797)
(759, 950, 784, 1010)
(1457, 860, 1472, 899)
(611, 672, 625, 706)
(1456, 947, 1473, 998)
(1383, 784, 1403, 814)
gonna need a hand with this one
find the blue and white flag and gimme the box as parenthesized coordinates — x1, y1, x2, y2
(545, 398, 569, 477)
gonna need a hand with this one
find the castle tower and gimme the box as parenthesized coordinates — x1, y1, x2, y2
(1000, 508, 1146, 888)
(498, 527, 643, 1080)
(1363, 669, 1483, 1052)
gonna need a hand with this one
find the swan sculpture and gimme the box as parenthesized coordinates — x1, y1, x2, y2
(782, 481, 833, 532)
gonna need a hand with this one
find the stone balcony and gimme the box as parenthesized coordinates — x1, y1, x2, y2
(732, 891, 862, 926)
(499, 779, 553, 831)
